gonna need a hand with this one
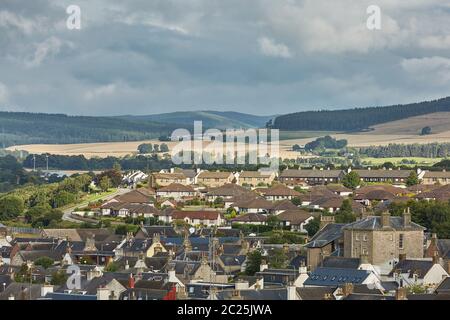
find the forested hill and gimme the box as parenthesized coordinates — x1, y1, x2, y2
(120, 111, 275, 129)
(0, 112, 184, 147)
(273, 96, 450, 131)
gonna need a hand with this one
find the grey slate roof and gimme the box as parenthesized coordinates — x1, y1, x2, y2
(304, 267, 372, 287)
(216, 288, 287, 300)
(322, 256, 361, 269)
(388, 259, 434, 278)
(344, 216, 425, 231)
(436, 277, 450, 294)
(304, 223, 346, 248)
(296, 287, 336, 300)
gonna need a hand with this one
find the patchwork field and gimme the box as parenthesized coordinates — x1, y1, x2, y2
(7, 112, 450, 159)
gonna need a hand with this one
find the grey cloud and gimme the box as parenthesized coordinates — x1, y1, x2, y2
(0, 0, 450, 116)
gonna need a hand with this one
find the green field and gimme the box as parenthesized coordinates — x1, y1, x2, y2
(360, 157, 444, 167)
(278, 131, 338, 141)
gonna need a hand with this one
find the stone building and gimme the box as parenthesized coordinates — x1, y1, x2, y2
(343, 209, 425, 274)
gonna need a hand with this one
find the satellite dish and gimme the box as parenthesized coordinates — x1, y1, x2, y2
(189, 227, 196, 234)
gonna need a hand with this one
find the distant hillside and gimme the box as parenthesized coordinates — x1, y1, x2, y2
(0, 112, 182, 147)
(121, 111, 275, 129)
(273, 97, 450, 131)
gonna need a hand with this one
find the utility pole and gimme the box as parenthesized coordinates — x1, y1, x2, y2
(33, 155, 36, 171)
(46, 154, 49, 172)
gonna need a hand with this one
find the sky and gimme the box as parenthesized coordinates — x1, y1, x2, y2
(1, 0, 450, 116)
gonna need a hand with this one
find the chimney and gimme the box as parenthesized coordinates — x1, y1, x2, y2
(360, 207, 369, 220)
(299, 262, 307, 275)
(360, 253, 369, 265)
(432, 254, 440, 265)
(342, 283, 354, 297)
(260, 259, 268, 272)
(395, 287, 408, 300)
(381, 211, 390, 228)
(168, 267, 177, 283)
(399, 253, 407, 262)
(320, 215, 335, 229)
(128, 273, 135, 289)
(287, 282, 297, 300)
(231, 290, 242, 300)
(431, 233, 438, 247)
(403, 207, 411, 227)
(40, 284, 53, 298)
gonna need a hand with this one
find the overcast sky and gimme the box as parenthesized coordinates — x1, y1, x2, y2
(1, 0, 450, 116)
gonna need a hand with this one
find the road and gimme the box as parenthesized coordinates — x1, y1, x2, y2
(62, 187, 129, 223)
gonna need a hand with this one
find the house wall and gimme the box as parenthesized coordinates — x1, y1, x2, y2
(423, 264, 449, 287)
(344, 229, 424, 268)
(307, 243, 333, 271)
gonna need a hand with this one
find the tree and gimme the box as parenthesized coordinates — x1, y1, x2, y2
(406, 171, 419, 187)
(104, 261, 119, 272)
(51, 270, 68, 286)
(52, 190, 76, 208)
(335, 199, 356, 223)
(268, 248, 289, 268)
(291, 197, 302, 206)
(0, 195, 25, 219)
(245, 250, 262, 275)
(421, 126, 432, 135)
(266, 215, 281, 229)
(99, 176, 111, 192)
(34, 256, 55, 269)
(304, 217, 320, 237)
(138, 143, 153, 154)
(342, 171, 360, 190)
(160, 143, 169, 152)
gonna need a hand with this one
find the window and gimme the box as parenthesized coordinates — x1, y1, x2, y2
(363, 234, 368, 241)
(355, 234, 360, 241)
(399, 234, 404, 249)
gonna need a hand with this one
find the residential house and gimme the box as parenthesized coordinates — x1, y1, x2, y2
(305, 223, 346, 271)
(231, 197, 273, 214)
(156, 183, 196, 201)
(197, 171, 235, 188)
(352, 168, 420, 185)
(279, 169, 344, 186)
(262, 184, 302, 201)
(343, 210, 425, 274)
(276, 210, 314, 233)
(231, 213, 268, 225)
(237, 171, 275, 187)
(303, 267, 381, 288)
(171, 210, 224, 227)
(422, 170, 450, 185)
(388, 256, 448, 289)
(151, 172, 189, 187)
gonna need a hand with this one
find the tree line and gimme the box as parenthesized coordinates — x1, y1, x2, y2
(273, 96, 450, 131)
(0, 111, 182, 147)
(358, 143, 450, 158)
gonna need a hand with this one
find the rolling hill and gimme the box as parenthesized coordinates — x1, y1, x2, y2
(120, 111, 275, 129)
(0, 112, 183, 148)
(273, 96, 450, 131)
